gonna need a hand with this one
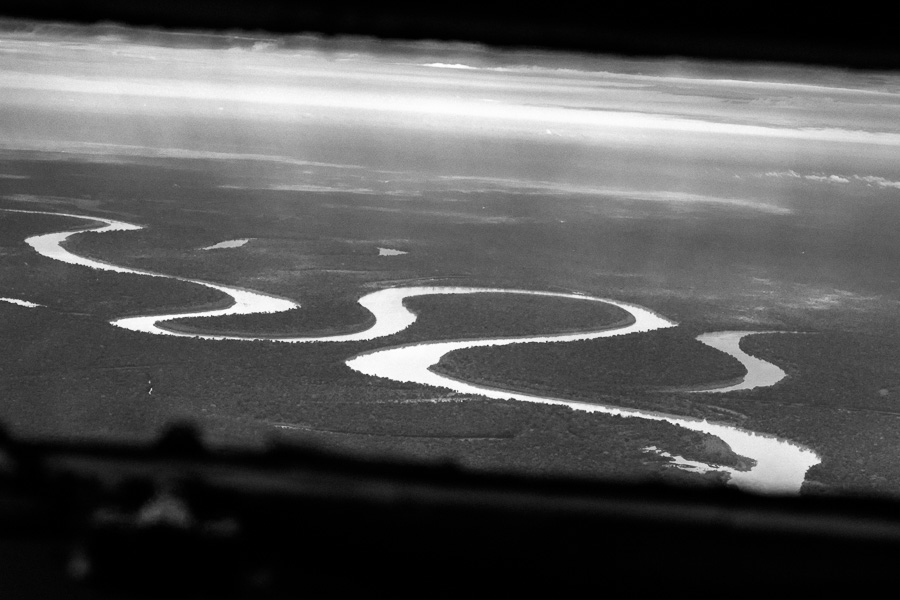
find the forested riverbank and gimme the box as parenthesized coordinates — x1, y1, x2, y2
(432, 327, 746, 397)
(2, 146, 900, 495)
(263, 398, 748, 484)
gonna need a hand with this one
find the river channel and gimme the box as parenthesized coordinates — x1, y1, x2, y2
(3, 209, 821, 493)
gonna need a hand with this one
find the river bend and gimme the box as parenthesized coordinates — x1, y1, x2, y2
(693, 331, 789, 392)
(2, 209, 821, 494)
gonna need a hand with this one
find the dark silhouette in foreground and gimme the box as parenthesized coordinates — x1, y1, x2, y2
(0, 422, 899, 597)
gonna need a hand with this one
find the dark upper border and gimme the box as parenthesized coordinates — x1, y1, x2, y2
(1, 1, 899, 69)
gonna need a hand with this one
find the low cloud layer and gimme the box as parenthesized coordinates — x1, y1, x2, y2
(223, 173, 791, 215)
(765, 170, 900, 189)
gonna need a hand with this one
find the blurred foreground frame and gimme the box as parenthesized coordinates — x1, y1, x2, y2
(3, 0, 900, 597)
(3, 423, 900, 596)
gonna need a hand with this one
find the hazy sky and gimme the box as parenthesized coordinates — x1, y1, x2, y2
(2, 21, 900, 215)
(4, 24, 900, 145)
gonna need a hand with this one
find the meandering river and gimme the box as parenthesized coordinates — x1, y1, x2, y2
(2, 209, 821, 493)
(693, 331, 789, 392)
(346, 333, 819, 494)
